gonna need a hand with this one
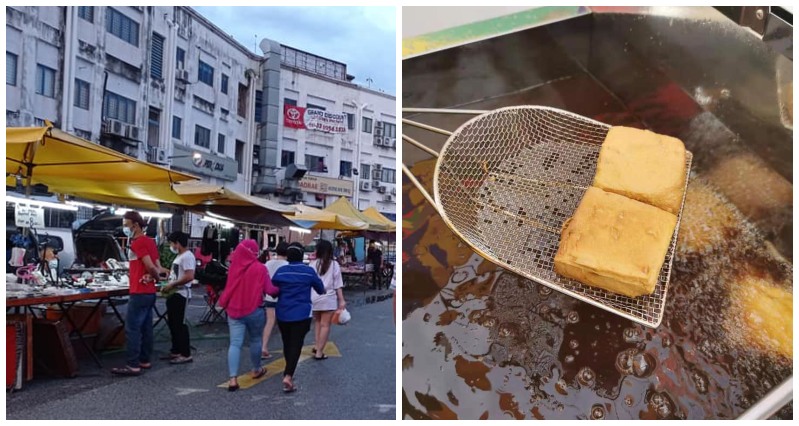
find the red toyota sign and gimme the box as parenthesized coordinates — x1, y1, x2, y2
(284, 105, 306, 129)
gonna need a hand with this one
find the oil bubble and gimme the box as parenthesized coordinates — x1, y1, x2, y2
(577, 367, 596, 387)
(569, 339, 579, 349)
(567, 311, 580, 324)
(590, 404, 605, 419)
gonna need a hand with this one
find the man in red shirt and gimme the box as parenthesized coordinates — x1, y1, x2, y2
(111, 211, 162, 376)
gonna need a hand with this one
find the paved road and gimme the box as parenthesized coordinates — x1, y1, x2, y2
(6, 289, 396, 420)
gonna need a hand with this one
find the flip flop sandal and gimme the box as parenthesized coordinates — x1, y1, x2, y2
(282, 383, 297, 393)
(228, 384, 240, 392)
(139, 363, 152, 369)
(169, 356, 193, 365)
(260, 352, 272, 360)
(252, 367, 267, 380)
(111, 366, 142, 376)
(314, 354, 329, 360)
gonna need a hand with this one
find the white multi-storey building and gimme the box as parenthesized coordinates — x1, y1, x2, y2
(6, 6, 396, 220)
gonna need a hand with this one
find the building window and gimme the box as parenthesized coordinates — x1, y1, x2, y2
(198, 60, 214, 86)
(255, 90, 263, 123)
(74, 129, 92, 140)
(382, 122, 396, 138)
(176, 47, 185, 69)
(237, 83, 248, 118)
(7, 52, 18, 86)
(381, 168, 396, 184)
(307, 103, 325, 111)
(150, 33, 165, 80)
(362, 117, 373, 133)
(35, 64, 56, 98)
(74, 79, 90, 110)
(106, 8, 139, 46)
(78, 6, 93, 22)
(217, 134, 225, 154)
(194, 125, 211, 148)
(339, 161, 352, 177)
(361, 163, 371, 180)
(221, 74, 229, 94)
(284, 98, 297, 106)
(103, 91, 136, 124)
(235, 140, 245, 174)
(305, 155, 327, 173)
(172, 116, 182, 139)
(280, 150, 295, 167)
(220, 108, 229, 116)
(346, 113, 354, 130)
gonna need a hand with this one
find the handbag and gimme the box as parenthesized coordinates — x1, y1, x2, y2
(333, 308, 351, 325)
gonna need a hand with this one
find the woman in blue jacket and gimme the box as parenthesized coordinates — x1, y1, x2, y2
(271, 242, 325, 393)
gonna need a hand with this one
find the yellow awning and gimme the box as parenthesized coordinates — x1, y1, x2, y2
(170, 181, 295, 226)
(287, 203, 368, 231)
(362, 206, 397, 231)
(324, 197, 389, 232)
(7, 125, 198, 205)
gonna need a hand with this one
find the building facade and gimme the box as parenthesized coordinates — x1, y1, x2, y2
(6, 6, 396, 219)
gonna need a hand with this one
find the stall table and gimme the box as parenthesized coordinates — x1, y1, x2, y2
(6, 288, 129, 369)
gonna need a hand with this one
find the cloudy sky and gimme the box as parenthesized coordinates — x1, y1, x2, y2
(194, 6, 397, 95)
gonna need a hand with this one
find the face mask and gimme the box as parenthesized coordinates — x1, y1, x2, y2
(170, 246, 179, 254)
(48, 260, 59, 270)
(123, 227, 133, 238)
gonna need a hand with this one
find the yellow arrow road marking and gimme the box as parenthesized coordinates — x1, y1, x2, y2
(217, 342, 341, 389)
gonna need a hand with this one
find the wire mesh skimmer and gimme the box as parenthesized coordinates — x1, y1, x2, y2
(402, 106, 692, 328)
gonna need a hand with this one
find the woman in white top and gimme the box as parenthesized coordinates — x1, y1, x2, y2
(261, 241, 289, 359)
(309, 240, 346, 360)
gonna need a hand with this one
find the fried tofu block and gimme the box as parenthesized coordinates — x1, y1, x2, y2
(593, 126, 687, 214)
(704, 152, 793, 222)
(554, 187, 678, 297)
(736, 275, 793, 358)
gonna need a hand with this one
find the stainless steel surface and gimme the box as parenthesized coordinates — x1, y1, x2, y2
(403, 106, 692, 327)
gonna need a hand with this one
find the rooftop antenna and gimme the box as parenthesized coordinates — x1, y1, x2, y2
(366, 77, 373, 88)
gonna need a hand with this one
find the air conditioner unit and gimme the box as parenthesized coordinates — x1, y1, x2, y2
(157, 148, 167, 163)
(389, 137, 396, 148)
(374, 136, 383, 146)
(373, 179, 381, 187)
(372, 170, 382, 180)
(176, 69, 190, 82)
(378, 186, 387, 194)
(375, 121, 384, 135)
(360, 181, 372, 191)
(102, 118, 125, 137)
(374, 163, 383, 171)
(384, 194, 393, 202)
(125, 125, 141, 141)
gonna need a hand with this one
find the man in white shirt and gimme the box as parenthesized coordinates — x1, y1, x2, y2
(161, 231, 195, 364)
(261, 241, 289, 358)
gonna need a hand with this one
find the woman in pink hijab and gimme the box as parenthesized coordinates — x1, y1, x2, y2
(218, 240, 279, 391)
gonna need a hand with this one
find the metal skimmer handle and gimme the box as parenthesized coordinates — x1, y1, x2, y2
(401, 108, 487, 210)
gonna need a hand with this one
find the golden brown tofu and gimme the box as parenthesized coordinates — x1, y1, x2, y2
(593, 126, 687, 214)
(704, 152, 793, 222)
(735, 275, 793, 358)
(554, 187, 678, 298)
